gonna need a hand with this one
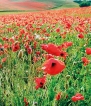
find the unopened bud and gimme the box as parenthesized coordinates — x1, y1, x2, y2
(66, 75, 70, 79)
(18, 49, 23, 58)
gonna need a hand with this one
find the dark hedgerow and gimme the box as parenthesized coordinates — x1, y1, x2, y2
(79, 1, 90, 7)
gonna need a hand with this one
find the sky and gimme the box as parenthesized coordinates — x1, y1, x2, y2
(0, 0, 53, 10)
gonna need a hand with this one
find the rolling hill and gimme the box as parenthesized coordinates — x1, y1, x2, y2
(0, 0, 79, 11)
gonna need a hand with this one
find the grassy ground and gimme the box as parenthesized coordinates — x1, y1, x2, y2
(0, 11, 29, 15)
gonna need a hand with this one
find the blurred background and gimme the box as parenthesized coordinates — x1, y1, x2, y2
(0, 0, 91, 11)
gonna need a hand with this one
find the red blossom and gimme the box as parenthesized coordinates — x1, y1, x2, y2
(82, 57, 90, 66)
(41, 44, 48, 51)
(58, 42, 73, 50)
(65, 22, 71, 29)
(34, 41, 37, 49)
(55, 92, 61, 100)
(42, 58, 65, 75)
(1, 57, 7, 63)
(20, 29, 25, 35)
(9, 37, 15, 43)
(35, 76, 46, 90)
(60, 50, 68, 59)
(26, 46, 32, 54)
(86, 48, 91, 55)
(24, 98, 29, 106)
(11, 42, 20, 52)
(45, 54, 54, 60)
(4, 43, 10, 49)
(78, 33, 84, 39)
(56, 28, 60, 33)
(36, 51, 40, 55)
(2, 37, 8, 41)
(65, 42, 73, 47)
(75, 26, 84, 33)
(41, 43, 61, 56)
(72, 93, 84, 102)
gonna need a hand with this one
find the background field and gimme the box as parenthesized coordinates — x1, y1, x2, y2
(0, 0, 79, 12)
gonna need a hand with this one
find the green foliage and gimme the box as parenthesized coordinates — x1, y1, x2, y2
(79, 1, 90, 7)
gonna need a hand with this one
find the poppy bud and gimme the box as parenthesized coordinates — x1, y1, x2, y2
(0, 64, 3, 69)
(55, 92, 61, 100)
(78, 34, 84, 39)
(18, 49, 23, 58)
(66, 75, 70, 79)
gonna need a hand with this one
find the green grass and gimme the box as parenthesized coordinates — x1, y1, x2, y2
(0, 12, 29, 15)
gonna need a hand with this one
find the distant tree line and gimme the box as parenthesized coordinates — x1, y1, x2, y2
(74, 0, 91, 7)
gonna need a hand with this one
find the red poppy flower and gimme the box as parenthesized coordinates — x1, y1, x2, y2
(36, 51, 40, 55)
(9, 37, 15, 43)
(65, 22, 71, 29)
(60, 50, 68, 59)
(75, 26, 84, 33)
(65, 42, 73, 47)
(42, 58, 65, 75)
(11, 42, 20, 52)
(41, 44, 48, 51)
(41, 43, 61, 56)
(78, 34, 84, 39)
(26, 46, 32, 54)
(4, 43, 10, 49)
(24, 98, 27, 103)
(35, 76, 46, 90)
(20, 29, 25, 35)
(56, 28, 60, 33)
(72, 93, 84, 102)
(24, 98, 29, 106)
(2, 37, 8, 41)
(45, 54, 54, 60)
(82, 57, 90, 66)
(86, 48, 91, 55)
(58, 42, 73, 50)
(1, 57, 7, 63)
(34, 41, 37, 49)
(55, 92, 61, 100)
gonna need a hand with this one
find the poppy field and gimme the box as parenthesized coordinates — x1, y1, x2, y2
(0, 7, 91, 106)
